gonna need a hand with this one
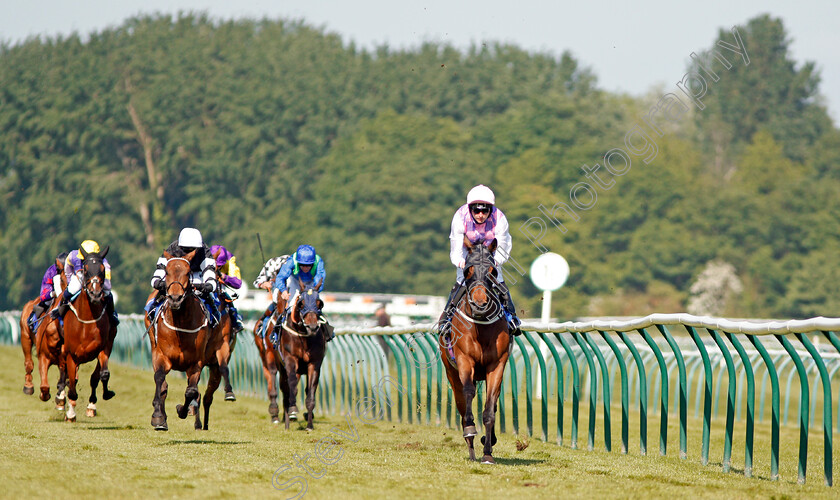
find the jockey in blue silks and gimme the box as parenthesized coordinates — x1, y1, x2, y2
(271, 244, 334, 342)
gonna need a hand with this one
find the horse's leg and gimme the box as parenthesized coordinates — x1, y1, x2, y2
(98, 329, 116, 400)
(216, 338, 235, 402)
(151, 352, 170, 430)
(21, 312, 35, 395)
(37, 351, 52, 402)
(444, 362, 476, 460)
(304, 363, 320, 431)
(480, 362, 505, 464)
(278, 351, 292, 430)
(202, 364, 222, 430)
(459, 364, 478, 461)
(284, 357, 300, 429)
(176, 365, 202, 422)
(263, 351, 280, 424)
(87, 359, 101, 417)
(56, 352, 67, 410)
(64, 355, 79, 422)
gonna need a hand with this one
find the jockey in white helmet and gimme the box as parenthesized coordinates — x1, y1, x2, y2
(440, 184, 522, 336)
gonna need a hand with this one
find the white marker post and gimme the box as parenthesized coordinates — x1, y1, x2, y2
(529, 252, 569, 399)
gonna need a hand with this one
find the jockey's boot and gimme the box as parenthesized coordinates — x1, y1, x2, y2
(204, 293, 221, 327)
(320, 315, 335, 342)
(50, 290, 72, 320)
(104, 292, 119, 326)
(31, 300, 49, 330)
(498, 282, 522, 336)
(436, 283, 466, 346)
(228, 303, 244, 333)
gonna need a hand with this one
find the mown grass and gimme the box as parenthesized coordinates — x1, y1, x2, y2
(0, 344, 836, 499)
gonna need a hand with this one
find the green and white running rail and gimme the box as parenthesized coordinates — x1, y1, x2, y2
(3, 311, 838, 486)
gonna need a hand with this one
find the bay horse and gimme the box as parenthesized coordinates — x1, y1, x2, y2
(145, 250, 227, 431)
(21, 254, 67, 401)
(59, 246, 117, 421)
(277, 279, 327, 430)
(253, 294, 290, 424)
(440, 237, 511, 464)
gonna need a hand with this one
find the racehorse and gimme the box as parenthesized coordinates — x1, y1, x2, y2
(21, 254, 67, 400)
(59, 246, 117, 421)
(145, 249, 227, 431)
(440, 237, 511, 464)
(276, 279, 327, 430)
(253, 295, 290, 424)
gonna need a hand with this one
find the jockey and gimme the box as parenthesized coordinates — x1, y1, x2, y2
(148, 227, 220, 326)
(441, 184, 521, 336)
(253, 254, 291, 339)
(210, 244, 245, 333)
(30, 251, 68, 329)
(272, 244, 334, 342)
(50, 240, 119, 327)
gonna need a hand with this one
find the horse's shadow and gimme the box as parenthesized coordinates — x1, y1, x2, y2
(159, 439, 252, 446)
(484, 457, 547, 466)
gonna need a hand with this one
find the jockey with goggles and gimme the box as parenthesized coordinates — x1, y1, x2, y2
(271, 244, 334, 342)
(440, 185, 521, 336)
(147, 228, 221, 326)
(51, 240, 118, 327)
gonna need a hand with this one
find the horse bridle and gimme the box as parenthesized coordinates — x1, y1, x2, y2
(463, 247, 504, 322)
(283, 288, 323, 337)
(164, 257, 194, 306)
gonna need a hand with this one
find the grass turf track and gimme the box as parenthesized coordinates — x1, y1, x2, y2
(0, 344, 837, 499)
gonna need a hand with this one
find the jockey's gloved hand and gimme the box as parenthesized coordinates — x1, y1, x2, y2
(197, 282, 214, 294)
(153, 278, 165, 291)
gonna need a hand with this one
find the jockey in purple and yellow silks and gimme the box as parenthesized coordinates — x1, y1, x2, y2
(50, 240, 119, 326)
(441, 184, 521, 336)
(210, 244, 244, 332)
(29, 252, 68, 329)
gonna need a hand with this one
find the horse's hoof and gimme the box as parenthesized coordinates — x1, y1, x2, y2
(103, 390, 115, 400)
(187, 405, 196, 416)
(86, 408, 96, 418)
(151, 416, 168, 431)
(288, 406, 298, 420)
(23, 386, 34, 396)
(306, 426, 314, 432)
(271, 416, 280, 425)
(40, 392, 50, 402)
(224, 392, 236, 401)
(481, 455, 496, 465)
(463, 426, 477, 438)
(65, 415, 76, 423)
(176, 404, 189, 419)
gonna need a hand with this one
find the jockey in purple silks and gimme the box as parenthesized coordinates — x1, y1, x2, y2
(50, 240, 119, 326)
(440, 184, 521, 336)
(210, 244, 244, 333)
(29, 252, 68, 329)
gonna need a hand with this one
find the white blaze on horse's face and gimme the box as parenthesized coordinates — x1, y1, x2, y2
(164, 252, 194, 310)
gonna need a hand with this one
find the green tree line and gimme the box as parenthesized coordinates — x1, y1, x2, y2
(1, 13, 837, 319)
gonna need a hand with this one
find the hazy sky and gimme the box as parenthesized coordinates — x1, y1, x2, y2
(3, 1, 839, 123)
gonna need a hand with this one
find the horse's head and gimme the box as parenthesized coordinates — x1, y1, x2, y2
(79, 245, 109, 304)
(463, 236, 500, 316)
(293, 278, 323, 336)
(163, 249, 194, 310)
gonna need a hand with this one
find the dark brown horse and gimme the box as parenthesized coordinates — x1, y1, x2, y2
(440, 237, 511, 464)
(58, 247, 116, 421)
(253, 295, 290, 424)
(276, 279, 327, 430)
(146, 250, 227, 430)
(21, 254, 67, 399)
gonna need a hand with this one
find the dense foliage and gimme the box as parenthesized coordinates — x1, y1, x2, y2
(1, 13, 837, 319)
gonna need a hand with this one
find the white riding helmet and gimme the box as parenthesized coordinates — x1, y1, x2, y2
(466, 184, 495, 206)
(178, 227, 203, 248)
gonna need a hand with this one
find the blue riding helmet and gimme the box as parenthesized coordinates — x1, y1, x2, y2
(296, 245, 317, 265)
